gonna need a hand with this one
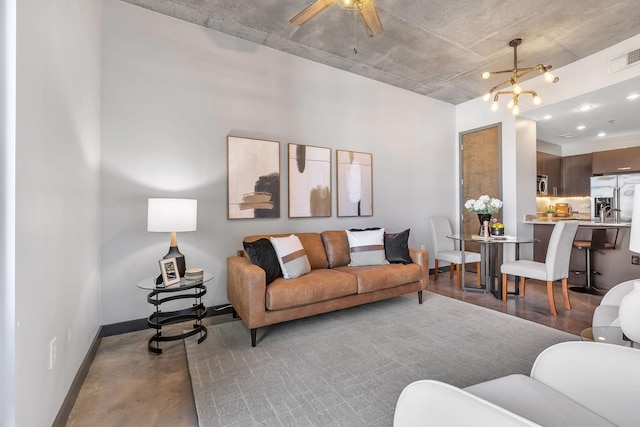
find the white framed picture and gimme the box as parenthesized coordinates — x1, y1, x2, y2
(159, 258, 181, 287)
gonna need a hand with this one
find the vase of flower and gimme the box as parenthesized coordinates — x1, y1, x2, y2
(464, 195, 503, 236)
(477, 214, 492, 236)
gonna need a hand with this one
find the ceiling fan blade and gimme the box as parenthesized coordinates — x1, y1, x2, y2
(289, 0, 335, 26)
(358, 2, 383, 37)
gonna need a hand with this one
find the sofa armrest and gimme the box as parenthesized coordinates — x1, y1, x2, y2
(531, 341, 640, 426)
(409, 247, 429, 290)
(600, 279, 637, 306)
(394, 380, 538, 427)
(227, 256, 267, 329)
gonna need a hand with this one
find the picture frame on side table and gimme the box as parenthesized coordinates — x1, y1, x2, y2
(288, 143, 331, 218)
(227, 136, 281, 219)
(336, 150, 373, 217)
(159, 257, 181, 287)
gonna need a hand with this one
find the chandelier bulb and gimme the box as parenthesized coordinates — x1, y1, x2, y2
(482, 71, 491, 79)
(544, 71, 555, 83)
(533, 95, 541, 105)
(507, 99, 514, 109)
(491, 101, 499, 112)
(512, 105, 520, 115)
(483, 92, 491, 102)
(513, 84, 522, 94)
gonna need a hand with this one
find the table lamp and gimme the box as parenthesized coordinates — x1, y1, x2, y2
(147, 198, 197, 277)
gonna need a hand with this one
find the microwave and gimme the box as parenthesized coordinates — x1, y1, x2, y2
(537, 175, 548, 195)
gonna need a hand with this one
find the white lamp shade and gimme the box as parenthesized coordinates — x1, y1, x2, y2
(630, 184, 640, 253)
(147, 198, 197, 232)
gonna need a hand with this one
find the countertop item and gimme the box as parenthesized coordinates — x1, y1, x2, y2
(525, 219, 631, 227)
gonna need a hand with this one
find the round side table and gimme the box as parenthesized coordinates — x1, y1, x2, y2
(137, 272, 213, 354)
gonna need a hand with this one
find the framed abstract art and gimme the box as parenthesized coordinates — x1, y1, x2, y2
(288, 143, 331, 218)
(227, 136, 280, 219)
(336, 150, 373, 217)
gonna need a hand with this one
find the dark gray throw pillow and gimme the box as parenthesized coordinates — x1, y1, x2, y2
(243, 238, 282, 284)
(384, 229, 412, 264)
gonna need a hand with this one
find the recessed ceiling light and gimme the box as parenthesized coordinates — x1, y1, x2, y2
(598, 132, 606, 137)
(627, 94, 640, 100)
(577, 104, 593, 111)
(576, 125, 586, 130)
(543, 115, 553, 120)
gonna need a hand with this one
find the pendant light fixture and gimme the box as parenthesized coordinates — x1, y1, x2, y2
(482, 38, 559, 115)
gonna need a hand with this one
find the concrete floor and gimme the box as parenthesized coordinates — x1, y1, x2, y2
(65, 274, 598, 426)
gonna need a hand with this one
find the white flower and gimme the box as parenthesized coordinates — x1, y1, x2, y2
(464, 195, 503, 214)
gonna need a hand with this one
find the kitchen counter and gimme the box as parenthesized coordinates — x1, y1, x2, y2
(525, 219, 631, 227)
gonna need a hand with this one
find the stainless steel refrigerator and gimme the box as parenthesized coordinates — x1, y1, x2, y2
(590, 173, 640, 222)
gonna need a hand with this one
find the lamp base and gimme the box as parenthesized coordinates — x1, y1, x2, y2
(164, 245, 186, 277)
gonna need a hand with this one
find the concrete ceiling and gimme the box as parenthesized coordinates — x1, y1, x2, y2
(122, 0, 640, 105)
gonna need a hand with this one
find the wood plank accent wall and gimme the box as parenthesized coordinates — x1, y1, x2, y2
(460, 125, 501, 251)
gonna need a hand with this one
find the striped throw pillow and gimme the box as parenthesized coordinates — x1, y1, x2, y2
(346, 228, 389, 266)
(270, 235, 311, 279)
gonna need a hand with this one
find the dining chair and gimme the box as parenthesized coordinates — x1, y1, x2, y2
(500, 221, 579, 315)
(430, 217, 481, 289)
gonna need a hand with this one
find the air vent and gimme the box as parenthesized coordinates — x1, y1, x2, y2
(609, 48, 640, 73)
(558, 133, 577, 138)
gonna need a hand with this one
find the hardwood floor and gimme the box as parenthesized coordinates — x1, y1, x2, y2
(65, 271, 600, 426)
(429, 268, 601, 336)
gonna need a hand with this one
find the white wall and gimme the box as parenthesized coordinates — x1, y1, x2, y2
(100, 0, 456, 324)
(1, 1, 16, 424)
(15, 1, 102, 426)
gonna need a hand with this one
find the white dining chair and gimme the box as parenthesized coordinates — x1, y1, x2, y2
(430, 217, 481, 289)
(500, 221, 579, 315)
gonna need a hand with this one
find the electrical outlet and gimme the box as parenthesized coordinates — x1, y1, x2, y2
(632, 256, 639, 265)
(49, 337, 57, 370)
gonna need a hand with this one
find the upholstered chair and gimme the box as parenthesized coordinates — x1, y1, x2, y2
(430, 217, 481, 289)
(500, 221, 579, 315)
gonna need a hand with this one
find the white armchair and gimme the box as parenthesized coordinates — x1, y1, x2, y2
(394, 341, 640, 427)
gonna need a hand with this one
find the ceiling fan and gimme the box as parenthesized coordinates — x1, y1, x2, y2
(289, 0, 383, 38)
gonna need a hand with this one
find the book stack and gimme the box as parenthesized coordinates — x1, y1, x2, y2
(184, 268, 204, 282)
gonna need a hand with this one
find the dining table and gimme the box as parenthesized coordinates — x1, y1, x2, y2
(446, 233, 537, 300)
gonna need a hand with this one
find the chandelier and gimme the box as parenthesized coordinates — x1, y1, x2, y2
(482, 38, 559, 115)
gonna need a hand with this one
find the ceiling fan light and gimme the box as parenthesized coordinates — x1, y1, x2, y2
(482, 71, 491, 79)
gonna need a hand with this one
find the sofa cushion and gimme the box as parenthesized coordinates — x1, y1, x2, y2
(266, 269, 358, 310)
(242, 238, 282, 284)
(245, 233, 329, 270)
(335, 263, 421, 294)
(321, 230, 351, 268)
(346, 228, 389, 266)
(270, 235, 311, 279)
(385, 229, 412, 264)
(465, 374, 614, 427)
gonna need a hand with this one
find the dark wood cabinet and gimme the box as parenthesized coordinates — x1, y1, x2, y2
(561, 153, 592, 196)
(536, 152, 562, 195)
(592, 147, 640, 175)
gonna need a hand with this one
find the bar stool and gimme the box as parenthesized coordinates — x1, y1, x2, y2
(569, 228, 619, 295)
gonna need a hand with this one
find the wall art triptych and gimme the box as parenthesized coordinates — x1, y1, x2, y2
(227, 135, 372, 219)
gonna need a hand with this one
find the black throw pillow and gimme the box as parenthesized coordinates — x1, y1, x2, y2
(243, 238, 282, 285)
(384, 229, 412, 264)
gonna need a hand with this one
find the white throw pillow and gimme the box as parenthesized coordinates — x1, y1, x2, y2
(270, 234, 311, 279)
(346, 228, 389, 266)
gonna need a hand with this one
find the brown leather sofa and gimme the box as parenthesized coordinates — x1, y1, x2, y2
(227, 230, 429, 346)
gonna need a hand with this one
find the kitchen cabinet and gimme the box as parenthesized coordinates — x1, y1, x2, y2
(561, 153, 592, 196)
(536, 152, 562, 195)
(592, 147, 640, 175)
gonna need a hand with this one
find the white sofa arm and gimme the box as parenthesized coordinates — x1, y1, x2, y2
(393, 380, 539, 427)
(531, 341, 640, 427)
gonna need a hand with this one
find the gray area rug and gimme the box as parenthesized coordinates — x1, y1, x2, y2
(185, 293, 577, 426)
